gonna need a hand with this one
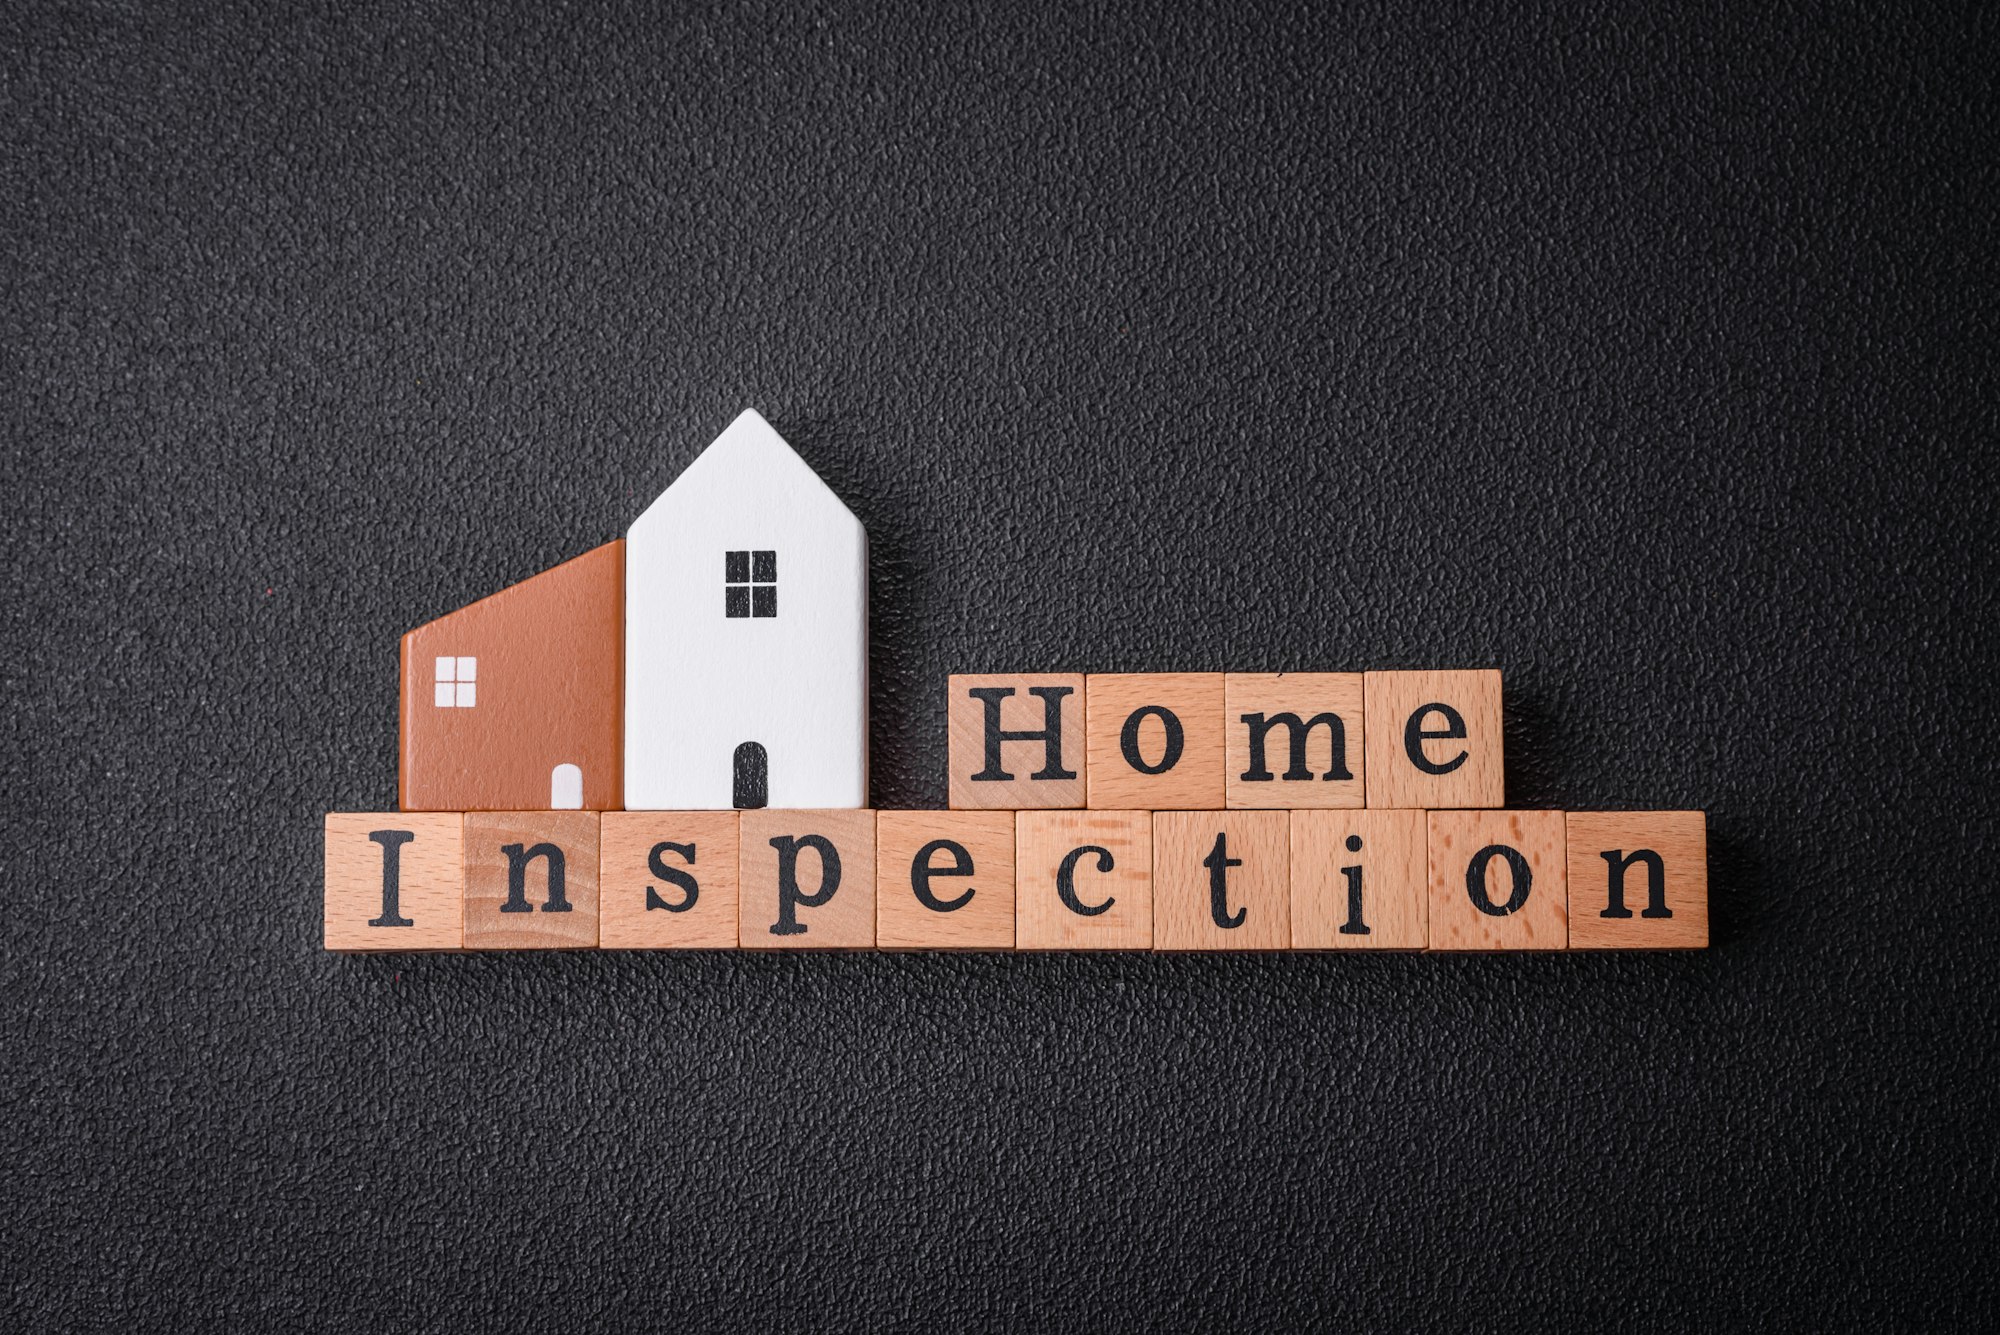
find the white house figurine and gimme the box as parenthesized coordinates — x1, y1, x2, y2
(624, 409, 869, 810)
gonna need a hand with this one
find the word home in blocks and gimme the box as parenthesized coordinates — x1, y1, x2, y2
(324, 813, 464, 952)
(1153, 811, 1291, 951)
(626, 410, 868, 812)
(948, 673, 1087, 810)
(1290, 809, 1428, 950)
(1362, 670, 1505, 809)
(1565, 811, 1708, 950)
(1085, 673, 1225, 810)
(462, 811, 602, 949)
(875, 811, 1016, 950)
(739, 809, 877, 949)
(1224, 672, 1365, 810)
(598, 811, 742, 949)
(1014, 810, 1153, 950)
(1427, 809, 1567, 951)
(399, 541, 624, 813)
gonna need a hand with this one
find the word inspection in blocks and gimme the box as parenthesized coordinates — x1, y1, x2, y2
(327, 410, 1709, 954)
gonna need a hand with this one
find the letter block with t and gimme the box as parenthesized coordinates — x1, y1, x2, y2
(739, 810, 877, 948)
(1225, 672, 1365, 809)
(325, 813, 464, 951)
(875, 811, 1016, 949)
(948, 673, 1086, 810)
(1426, 809, 1567, 950)
(463, 812, 602, 948)
(1565, 811, 1708, 949)
(598, 811, 741, 948)
(1085, 673, 1226, 810)
(1363, 669, 1505, 809)
(1153, 811, 1291, 950)
(1014, 811, 1153, 950)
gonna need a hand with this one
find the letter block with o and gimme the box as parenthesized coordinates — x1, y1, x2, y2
(1427, 809, 1568, 951)
(324, 813, 464, 951)
(948, 673, 1087, 810)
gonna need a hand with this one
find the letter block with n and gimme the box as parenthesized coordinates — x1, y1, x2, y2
(947, 673, 1087, 810)
(1565, 812, 1708, 949)
(463, 811, 602, 949)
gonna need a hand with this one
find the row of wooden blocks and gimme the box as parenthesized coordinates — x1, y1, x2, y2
(947, 670, 1508, 811)
(325, 807, 1707, 952)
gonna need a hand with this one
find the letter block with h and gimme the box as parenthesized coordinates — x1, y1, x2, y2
(948, 674, 1087, 810)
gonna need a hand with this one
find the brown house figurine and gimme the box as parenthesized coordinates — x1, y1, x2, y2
(398, 541, 624, 812)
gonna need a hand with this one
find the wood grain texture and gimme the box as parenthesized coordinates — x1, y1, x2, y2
(1153, 811, 1290, 951)
(1426, 809, 1567, 951)
(324, 813, 464, 952)
(1224, 672, 1365, 809)
(1290, 809, 1427, 950)
(947, 673, 1086, 809)
(1085, 673, 1225, 810)
(1566, 811, 1708, 950)
(462, 811, 601, 949)
(1014, 810, 1153, 950)
(1362, 669, 1504, 809)
(598, 811, 740, 949)
(399, 541, 623, 812)
(875, 811, 1016, 950)
(738, 809, 877, 949)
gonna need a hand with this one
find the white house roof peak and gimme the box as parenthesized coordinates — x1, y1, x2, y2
(629, 408, 862, 538)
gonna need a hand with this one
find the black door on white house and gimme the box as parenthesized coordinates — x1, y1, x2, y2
(733, 741, 768, 809)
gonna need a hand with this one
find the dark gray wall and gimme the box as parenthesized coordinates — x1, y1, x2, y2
(5, 1, 1994, 1328)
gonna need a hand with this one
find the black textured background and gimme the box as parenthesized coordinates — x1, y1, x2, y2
(5, 1, 1995, 1329)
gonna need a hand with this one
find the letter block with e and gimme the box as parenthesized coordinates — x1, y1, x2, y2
(875, 811, 1016, 949)
(948, 673, 1086, 810)
(1426, 809, 1568, 950)
(1363, 670, 1505, 809)
(1565, 811, 1708, 950)
(739, 810, 877, 949)
(324, 813, 464, 951)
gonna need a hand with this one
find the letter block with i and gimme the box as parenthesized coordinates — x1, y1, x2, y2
(1290, 810, 1428, 950)
(463, 812, 602, 948)
(325, 813, 465, 951)
(948, 673, 1087, 810)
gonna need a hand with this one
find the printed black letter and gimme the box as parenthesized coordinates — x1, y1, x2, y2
(1057, 845, 1116, 916)
(367, 829, 415, 928)
(1204, 831, 1247, 929)
(911, 838, 976, 913)
(770, 833, 842, 935)
(646, 840, 700, 913)
(968, 685, 1077, 782)
(1599, 848, 1672, 919)
(1405, 703, 1468, 776)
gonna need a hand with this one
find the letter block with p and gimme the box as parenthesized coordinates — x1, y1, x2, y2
(739, 810, 877, 948)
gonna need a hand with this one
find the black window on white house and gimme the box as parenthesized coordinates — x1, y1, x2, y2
(725, 550, 777, 618)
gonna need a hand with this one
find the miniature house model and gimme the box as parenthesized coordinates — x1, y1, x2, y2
(398, 410, 867, 813)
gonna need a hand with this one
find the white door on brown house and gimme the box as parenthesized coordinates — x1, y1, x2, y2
(551, 763, 582, 809)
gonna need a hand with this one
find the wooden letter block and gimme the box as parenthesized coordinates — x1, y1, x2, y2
(1565, 811, 1708, 950)
(875, 811, 1016, 950)
(1015, 811, 1152, 950)
(1086, 673, 1225, 810)
(1153, 811, 1290, 951)
(598, 811, 740, 949)
(325, 813, 463, 951)
(948, 673, 1086, 810)
(1363, 669, 1504, 809)
(1224, 673, 1365, 809)
(1427, 810, 1567, 951)
(1290, 809, 1427, 950)
(463, 812, 601, 949)
(739, 809, 876, 949)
